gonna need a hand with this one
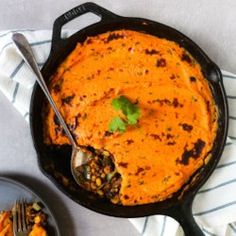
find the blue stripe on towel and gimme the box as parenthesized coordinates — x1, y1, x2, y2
(142, 217, 149, 235)
(202, 227, 217, 236)
(197, 178, 236, 194)
(23, 112, 29, 118)
(225, 142, 233, 146)
(11, 82, 19, 103)
(227, 95, 236, 99)
(10, 60, 45, 80)
(30, 39, 51, 46)
(222, 74, 236, 79)
(37, 62, 45, 67)
(160, 216, 166, 236)
(216, 160, 236, 169)
(10, 59, 24, 79)
(229, 116, 236, 120)
(229, 223, 236, 233)
(194, 200, 236, 216)
(37, 62, 45, 69)
(229, 136, 236, 140)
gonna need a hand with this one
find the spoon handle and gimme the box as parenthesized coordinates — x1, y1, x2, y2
(12, 33, 77, 148)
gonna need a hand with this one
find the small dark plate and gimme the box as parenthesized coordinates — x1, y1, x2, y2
(0, 176, 60, 236)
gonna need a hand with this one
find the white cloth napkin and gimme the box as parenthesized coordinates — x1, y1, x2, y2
(0, 30, 236, 236)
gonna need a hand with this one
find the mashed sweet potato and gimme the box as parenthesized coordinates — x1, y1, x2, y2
(0, 212, 13, 236)
(44, 30, 218, 205)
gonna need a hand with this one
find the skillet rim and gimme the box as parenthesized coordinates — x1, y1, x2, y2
(29, 4, 228, 218)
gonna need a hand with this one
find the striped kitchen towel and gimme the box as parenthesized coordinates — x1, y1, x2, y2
(0, 30, 236, 236)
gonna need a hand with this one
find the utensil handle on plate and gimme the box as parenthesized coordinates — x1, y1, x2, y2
(12, 33, 78, 148)
(52, 2, 119, 47)
(170, 198, 204, 236)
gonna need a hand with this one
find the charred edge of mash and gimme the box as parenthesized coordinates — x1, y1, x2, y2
(106, 33, 125, 43)
(178, 139, 206, 165)
(181, 52, 192, 64)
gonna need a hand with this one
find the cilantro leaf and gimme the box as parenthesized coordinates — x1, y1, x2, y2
(112, 96, 139, 117)
(127, 109, 140, 125)
(108, 117, 126, 133)
(109, 96, 141, 133)
(111, 97, 124, 111)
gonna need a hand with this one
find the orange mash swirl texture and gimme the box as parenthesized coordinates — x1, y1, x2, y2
(44, 30, 218, 205)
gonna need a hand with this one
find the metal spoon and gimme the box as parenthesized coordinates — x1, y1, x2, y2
(12, 33, 90, 186)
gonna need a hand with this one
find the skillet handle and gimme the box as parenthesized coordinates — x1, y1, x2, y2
(52, 2, 119, 47)
(169, 197, 204, 236)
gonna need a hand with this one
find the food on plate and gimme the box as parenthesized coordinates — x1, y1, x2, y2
(44, 30, 218, 205)
(0, 202, 48, 236)
(0, 211, 13, 236)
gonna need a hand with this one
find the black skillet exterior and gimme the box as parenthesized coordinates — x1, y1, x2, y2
(30, 2, 228, 235)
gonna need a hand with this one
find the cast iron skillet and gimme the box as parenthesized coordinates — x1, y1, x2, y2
(30, 2, 228, 235)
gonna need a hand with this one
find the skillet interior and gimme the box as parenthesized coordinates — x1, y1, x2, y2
(30, 4, 228, 218)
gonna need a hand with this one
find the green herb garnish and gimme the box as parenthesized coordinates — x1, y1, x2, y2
(32, 202, 42, 211)
(108, 96, 141, 133)
(108, 117, 126, 133)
